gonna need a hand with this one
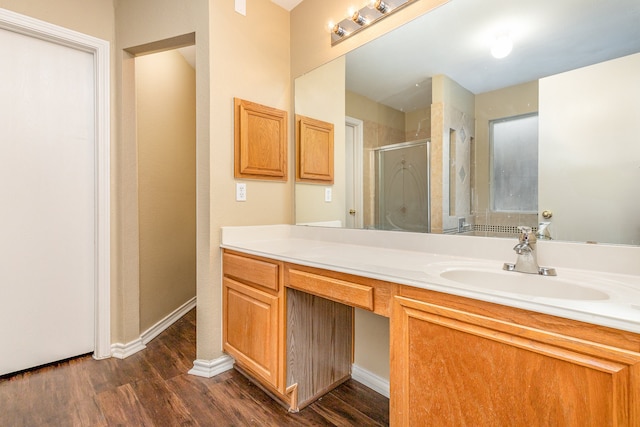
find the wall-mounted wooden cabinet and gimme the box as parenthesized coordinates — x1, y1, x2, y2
(295, 115, 334, 183)
(234, 98, 287, 181)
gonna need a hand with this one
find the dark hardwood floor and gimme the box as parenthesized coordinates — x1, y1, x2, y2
(0, 309, 389, 426)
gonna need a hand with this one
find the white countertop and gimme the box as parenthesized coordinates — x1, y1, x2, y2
(221, 225, 640, 334)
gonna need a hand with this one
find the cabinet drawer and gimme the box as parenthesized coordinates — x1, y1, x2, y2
(223, 251, 280, 292)
(286, 268, 374, 310)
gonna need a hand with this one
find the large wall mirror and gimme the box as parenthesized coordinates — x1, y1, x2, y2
(295, 0, 640, 246)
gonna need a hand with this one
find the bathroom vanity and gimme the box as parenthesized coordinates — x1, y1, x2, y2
(221, 225, 640, 426)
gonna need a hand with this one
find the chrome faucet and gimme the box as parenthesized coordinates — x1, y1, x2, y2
(536, 222, 552, 240)
(504, 226, 557, 276)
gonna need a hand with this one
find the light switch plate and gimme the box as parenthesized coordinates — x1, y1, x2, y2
(324, 187, 332, 202)
(236, 183, 247, 201)
(234, 0, 246, 15)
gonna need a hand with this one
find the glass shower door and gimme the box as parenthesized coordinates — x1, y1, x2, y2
(375, 140, 430, 232)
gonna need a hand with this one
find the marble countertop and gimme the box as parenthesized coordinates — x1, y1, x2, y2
(221, 225, 640, 334)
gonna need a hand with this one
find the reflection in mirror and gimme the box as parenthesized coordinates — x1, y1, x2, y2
(294, 0, 640, 245)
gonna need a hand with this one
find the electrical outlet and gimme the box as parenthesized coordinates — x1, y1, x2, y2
(324, 187, 332, 202)
(236, 183, 247, 201)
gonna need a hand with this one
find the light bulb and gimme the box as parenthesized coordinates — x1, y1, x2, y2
(351, 11, 366, 26)
(369, 0, 389, 13)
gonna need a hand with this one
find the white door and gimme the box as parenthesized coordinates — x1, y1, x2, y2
(345, 117, 364, 229)
(0, 27, 96, 375)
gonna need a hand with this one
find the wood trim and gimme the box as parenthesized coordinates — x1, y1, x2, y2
(399, 284, 640, 353)
(396, 296, 639, 369)
(223, 251, 280, 293)
(295, 114, 334, 183)
(287, 268, 373, 310)
(234, 98, 287, 181)
(284, 263, 396, 317)
(234, 364, 298, 412)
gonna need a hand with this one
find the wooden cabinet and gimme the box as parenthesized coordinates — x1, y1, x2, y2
(295, 115, 334, 183)
(391, 286, 640, 426)
(233, 98, 287, 181)
(222, 251, 288, 399)
(223, 250, 640, 425)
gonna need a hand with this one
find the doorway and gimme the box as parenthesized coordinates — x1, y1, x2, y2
(131, 38, 197, 335)
(345, 116, 364, 229)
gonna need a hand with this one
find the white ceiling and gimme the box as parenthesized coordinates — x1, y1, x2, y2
(345, 0, 640, 112)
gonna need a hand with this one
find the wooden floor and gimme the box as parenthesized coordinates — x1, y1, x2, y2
(0, 309, 389, 426)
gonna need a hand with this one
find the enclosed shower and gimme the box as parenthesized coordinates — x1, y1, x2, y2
(375, 139, 431, 232)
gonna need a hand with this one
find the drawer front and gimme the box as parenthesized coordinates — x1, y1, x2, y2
(223, 252, 279, 292)
(286, 268, 374, 310)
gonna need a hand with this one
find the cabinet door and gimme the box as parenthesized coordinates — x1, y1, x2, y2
(391, 296, 640, 427)
(223, 277, 280, 388)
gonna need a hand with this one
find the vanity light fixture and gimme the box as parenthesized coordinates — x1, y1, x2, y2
(351, 11, 367, 26)
(329, 0, 449, 46)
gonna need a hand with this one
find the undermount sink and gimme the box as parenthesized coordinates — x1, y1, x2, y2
(439, 269, 610, 301)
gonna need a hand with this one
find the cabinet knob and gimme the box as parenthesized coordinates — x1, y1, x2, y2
(349, 209, 356, 215)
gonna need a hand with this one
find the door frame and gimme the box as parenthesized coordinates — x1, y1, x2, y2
(0, 9, 111, 359)
(345, 116, 364, 228)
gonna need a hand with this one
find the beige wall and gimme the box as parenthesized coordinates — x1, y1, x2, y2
(295, 56, 346, 225)
(136, 49, 196, 332)
(0, 0, 114, 40)
(114, 0, 208, 346)
(290, 0, 450, 78)
(117, 0, 291, 360)
(346, 91, 408, 228)
(206, 1, 291, 360)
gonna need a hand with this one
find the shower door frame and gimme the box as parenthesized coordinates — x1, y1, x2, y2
(375, 139, 431, 233)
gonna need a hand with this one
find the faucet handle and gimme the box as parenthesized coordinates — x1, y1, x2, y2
(517, 226, 536, 244)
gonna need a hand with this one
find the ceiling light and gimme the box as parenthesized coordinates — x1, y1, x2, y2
(491, 34, 513, 59)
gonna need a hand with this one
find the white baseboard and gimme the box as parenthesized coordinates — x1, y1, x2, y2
(351, 364, 390, 398)
(111, 338, 146, 359)
(110, 296, 196, 359)
(141, 296, 196, 345)
(188, 354, 235, 378)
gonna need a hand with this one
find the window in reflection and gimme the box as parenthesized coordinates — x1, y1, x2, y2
(490, 113, 539, 213)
